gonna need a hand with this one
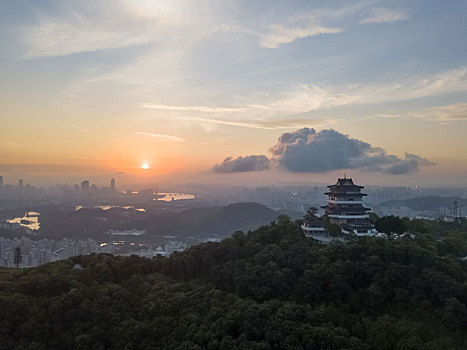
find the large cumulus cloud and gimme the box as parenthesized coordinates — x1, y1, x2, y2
(213, 155, 270, 173)
(212, 127, 433, 175)
(270, 128, 434, 174)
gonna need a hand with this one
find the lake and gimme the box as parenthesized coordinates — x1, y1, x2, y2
(7, 211, 40, 230)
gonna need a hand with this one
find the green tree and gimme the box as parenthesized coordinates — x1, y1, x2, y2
(304, 207, 318, 220)
(375, 215, 407, 236)
(328, 224, 341, 241)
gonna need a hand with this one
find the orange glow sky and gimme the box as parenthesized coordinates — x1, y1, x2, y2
(1, 0, 467, 187)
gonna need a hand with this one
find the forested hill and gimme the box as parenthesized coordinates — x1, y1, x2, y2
(1, 217, 467, 349)
(380, 196, 467, 211)
(131, 202, 303, 237)
(38, 202, 303, 240)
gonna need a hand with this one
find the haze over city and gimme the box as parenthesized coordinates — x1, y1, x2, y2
(1, 0, 466, 187)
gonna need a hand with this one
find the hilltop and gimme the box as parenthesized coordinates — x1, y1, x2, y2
(1, 217, 466, 349)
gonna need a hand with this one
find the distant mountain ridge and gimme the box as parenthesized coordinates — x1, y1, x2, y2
(35, 202, 303, 240)
(380, 196, 467, 211)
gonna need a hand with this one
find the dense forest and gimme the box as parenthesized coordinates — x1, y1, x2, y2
(37, 203, 302, 241)
(1, 216, 467, 349)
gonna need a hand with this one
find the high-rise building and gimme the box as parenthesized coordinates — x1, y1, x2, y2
(81, 180, 90, 194)
(322, 176, 375, 236)
(0, 176, 3, 190)
(90, 184, 98, 194)
(18, 179, 23, 188)
(110, 178, 116, 192)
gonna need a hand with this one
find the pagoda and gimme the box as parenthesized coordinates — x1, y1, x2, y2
(301, 211, 326, 237)
(322, 176, 375, 236)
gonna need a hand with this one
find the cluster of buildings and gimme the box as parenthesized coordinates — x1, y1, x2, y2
(302, 177, 378, 241)
(0, 176, 29, 191)
(0, 237, 114, 268)
(118, 241, 187, 259)
(78, 178, 116, 195)
(0, 233, 192, 268)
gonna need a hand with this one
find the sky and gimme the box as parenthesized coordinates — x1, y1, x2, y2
(0, 0, 466, 187)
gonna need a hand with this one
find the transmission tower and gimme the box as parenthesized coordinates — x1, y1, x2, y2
(13, 246, 22, 269)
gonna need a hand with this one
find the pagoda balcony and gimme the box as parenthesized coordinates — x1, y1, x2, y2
(326, 199, 364, 204)
(341, 227, 375, 236)
(345, 222, 373, 228)
(325, 206, 371, 213)
(301, 224, 326, 232)
(328, 214, 369, 219)
(325, 192, 367, 196)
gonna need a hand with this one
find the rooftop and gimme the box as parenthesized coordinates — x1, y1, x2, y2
(327, 176, 364, 190)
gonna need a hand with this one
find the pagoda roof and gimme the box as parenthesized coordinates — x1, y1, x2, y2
(324, 192, 367, 196)
(324, 206, 371, 213)
(302, 216, 324, 226)
(327, 177, 364, 189)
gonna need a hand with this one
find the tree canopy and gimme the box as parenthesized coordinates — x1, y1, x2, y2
(0, 216, 466, 349)
(375, 215, 407, 236)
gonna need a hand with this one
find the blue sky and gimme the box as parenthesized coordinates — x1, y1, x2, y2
(0, 0, 466, 186)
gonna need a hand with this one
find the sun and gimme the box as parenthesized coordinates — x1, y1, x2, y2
(142, 163, 149, 170)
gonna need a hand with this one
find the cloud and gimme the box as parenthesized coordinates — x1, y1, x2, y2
(270, 128, 434, 174)
(409, 103, 467, 121)
(374, 103, 467, 123)
(259, 24, 343, 49)
(175, 116, 335, 130)
(140, 103, 248, 113)
(383, 154, 434, 175)
(212, 128, 433, 175)
(133, 132, 185, 143)
(226, 2, 370, 49)
(19, 1, 203, 58)
(2, 139, 26, 149)
(360, 7, 409, 24)
(251, 67, 467, 113)
(212, 155, 270, 173)
(143, 68, 467, 121)
(22, 10, 154, 58)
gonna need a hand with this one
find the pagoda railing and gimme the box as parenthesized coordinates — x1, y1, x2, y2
(326, 199, 364, 204)
(328, 214, 369, 219)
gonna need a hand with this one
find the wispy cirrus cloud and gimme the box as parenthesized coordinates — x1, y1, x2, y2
(258, 24, 343, 49)
(20, 1, 405, 59)
(143, 67, 467, 119)
(360, 7, 409, 24)
(234, 2, 378, 48)
(140, 103, 248, 113)
(251, 67, 467, 113)
(408, 103, 467, 122)
(367, 102, 467, 123)
(2, 139, 26, 149)
(218, 19, 342, 49)
(174, 116, 336, 130)
(19, 1, 206, 58)
(133, 132, 185, 143)
(22, 15, 154, 58)
(222, 3, 364, 49)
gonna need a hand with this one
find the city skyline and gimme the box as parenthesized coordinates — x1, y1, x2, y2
(1, 0, 467, 187)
